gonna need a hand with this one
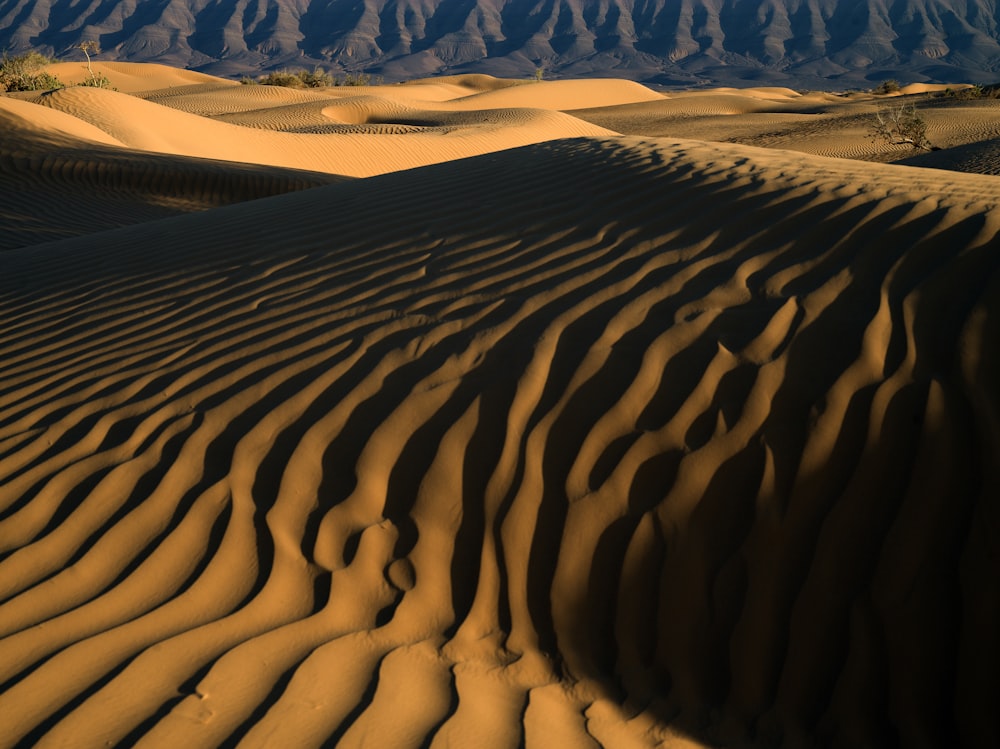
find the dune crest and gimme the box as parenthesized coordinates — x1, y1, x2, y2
(5, 70, 629, 181)
(25, 83, 613, 177)
(44, 61, 234, 93)
(1, 128, 998, 748)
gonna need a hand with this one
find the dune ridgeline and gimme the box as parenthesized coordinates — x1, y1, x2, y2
(1, 62, 999, 748)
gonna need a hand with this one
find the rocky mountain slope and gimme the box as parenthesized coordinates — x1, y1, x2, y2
(4, 0, 1000, 89)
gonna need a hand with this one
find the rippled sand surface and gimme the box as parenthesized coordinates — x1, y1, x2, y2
(2, 64, 999, 749)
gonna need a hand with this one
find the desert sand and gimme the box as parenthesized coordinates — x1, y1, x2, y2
(1, 62, 999, 748)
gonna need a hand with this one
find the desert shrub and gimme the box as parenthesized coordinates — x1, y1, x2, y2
(942, 84, 1000, 100)
(73, 40, 113, 89)
(336, 72, 381, 86)
(255, 67, 336, 88)
(0, 51, 63, 92)
(19, 70, 63, 91)
(874, 79, 901, 94)
(257, 70, 306, 87)
(869, 102, 932, 150)
(78, 73, 114, 89)
(245, 67, 382, 88)
(298, 66, 334, 87)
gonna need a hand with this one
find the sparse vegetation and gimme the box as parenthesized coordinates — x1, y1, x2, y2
(298, 67, 334, 87)
(78, 73, 115, 89)
(76, 41, 98, 77)
(869, 102, 932, 151)
(255, 69, 309, 87)
(534, 66, 545, 82)
(259, 67, 337, 87)
(73, 40, 113, 88)
(0, 51, 63, 92)
(941, 83, 1000, 100)
(874, 79, 901, 94)
(335, 72, 383, 86)
(244, 67, 381, 88)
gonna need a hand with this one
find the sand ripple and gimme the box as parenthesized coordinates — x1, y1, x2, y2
(1, 136, 998, 748)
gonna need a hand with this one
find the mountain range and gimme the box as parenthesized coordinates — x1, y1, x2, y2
(4, 0, 1000, 87)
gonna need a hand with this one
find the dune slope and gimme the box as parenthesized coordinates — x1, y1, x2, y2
(22, 82, 615, 177)
(0, 98, 343, 250)
(1, 136, 998, 749)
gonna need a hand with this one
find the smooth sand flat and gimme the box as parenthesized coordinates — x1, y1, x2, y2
(1, 65, 999, 748)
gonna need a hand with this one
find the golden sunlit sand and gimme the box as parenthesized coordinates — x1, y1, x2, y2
(1, 62, 999, 748)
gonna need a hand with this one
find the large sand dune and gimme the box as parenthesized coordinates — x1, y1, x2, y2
(1, 66, 999, 748)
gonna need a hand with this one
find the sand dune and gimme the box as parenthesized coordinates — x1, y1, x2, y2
(31, 63, 1000, 173)
(2, 67, 999, 748)
(44, 62, 231, 94)
(15, 66, 616, 177)
(0, 98, 342, 250)
(447, 78, 665, 110)
(900, 136, 1000, 174)
(574, 87, 1000, 166)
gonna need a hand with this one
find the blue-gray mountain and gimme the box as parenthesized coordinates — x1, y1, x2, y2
(4, 0, 1000, 86)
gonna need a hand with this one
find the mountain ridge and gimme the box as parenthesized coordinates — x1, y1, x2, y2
(4, 0, 1000, 87)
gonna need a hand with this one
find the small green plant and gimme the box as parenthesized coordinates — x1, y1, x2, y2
(79, 73, 114, 88)
(869, 102, 932, 150)
(534, 66, 545, 82)
(0, 51, 63, 92)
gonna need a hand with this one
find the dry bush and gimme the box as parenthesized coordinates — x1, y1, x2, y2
(336, 72, 382, 86)
(299, 67, 334, 87)
(869, 102, 932, 150)
(874, 79, 901, 94)
(0, 51, 63, 92)
(74, 40, 112, 88)
(256, 70, 306, 87)
(254, 67, 334, 88)
(942, 84, 1000, 100)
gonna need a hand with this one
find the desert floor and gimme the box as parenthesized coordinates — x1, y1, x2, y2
(1, 62, 999, 748)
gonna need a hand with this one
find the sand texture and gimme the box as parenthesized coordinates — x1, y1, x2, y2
(2, 66, 1000, 748)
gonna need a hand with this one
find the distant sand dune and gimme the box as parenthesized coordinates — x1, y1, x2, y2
(0, 98, 342, 250)
(2, 131, 998, 748)
(28, 63, 1000, 176)
(15, 84, 612, 177)
(44, 62, 231, 94)
(447, 79, 665, 110)
(574, 89, 1000, 167)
